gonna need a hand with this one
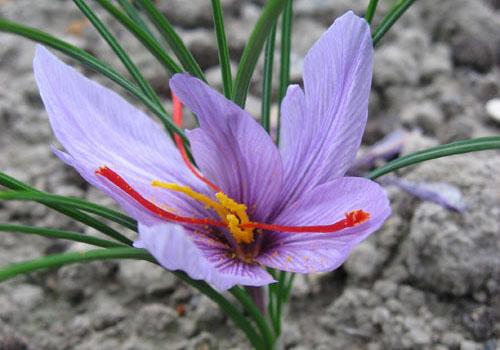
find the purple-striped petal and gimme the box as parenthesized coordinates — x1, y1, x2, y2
(170, 73, 283, 221)
(34, 45, 208, 224)
(135, 223, 275, 291)
(257, 177, 390, 273)
(382, 176, 467, 212)
(279, 11, 373, 204)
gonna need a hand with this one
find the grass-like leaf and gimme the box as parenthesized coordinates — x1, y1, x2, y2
(372, 0, 416, 46)
(0, 191, 136, 231)
(368, 136, 500, 179)
(117, 0, 159, 41)
(0, 224, 125, 248)
(74, 0, 162, 106)
(0, 171, 133, 245)
(0, 246, 265, 349)
(211, 0, 233, 98)
(95, 0, 182, 75)
(0, 247, 153, 282)
(260, 23, 277, 133)
(0, 19, 187, 142)
(365, 0, 380, 24)
(275, 0, 293, 145)
(137, 0, 205, 81)
(232, 0, 287, 107)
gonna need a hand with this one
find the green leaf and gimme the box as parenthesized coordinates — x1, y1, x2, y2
(73, 0, 162, 106)
(0, 19, 188, 142)
(372, 0, 416, 46)
(0, 245, 265, 349)
(230, 287, 275, 348)
(260, 23, 277, 133)
(368, 136, 500, 179)
(365, 0, 380, 24)
(117, 0, 159, 41)
(95, 0, 182, 75)
(0, 171, 133, 245)
(0, 247, 153, 282)
(232, 0, 287, 107)
(136, 0, 206, 81)
(211, 0, 233, 98)
(0, 191, 136, 232)
(276, 0, 293, 145)
(0, 224, 125, 248)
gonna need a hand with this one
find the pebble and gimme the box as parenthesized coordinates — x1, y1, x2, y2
(485, 98, 500, 123)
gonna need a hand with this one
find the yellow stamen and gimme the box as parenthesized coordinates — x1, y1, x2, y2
(215, 192, 250, 225)
(226, 214, 253, 244)
(152, 180, 256, 245)
(216, 192, 255, 244)
(151, 181, 229, 220)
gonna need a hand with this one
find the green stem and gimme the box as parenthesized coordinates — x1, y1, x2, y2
(0, 224, 125, 248)
(368, 136, 500, 179)
(231, 287, 275, 348)
(211, 0, 233, 98)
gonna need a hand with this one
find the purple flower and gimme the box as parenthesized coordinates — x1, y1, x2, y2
(33, 11, 390, 291)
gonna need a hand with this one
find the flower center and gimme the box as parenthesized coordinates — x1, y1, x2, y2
(94, 93, 371, 250)
(152, 181, 255, 244)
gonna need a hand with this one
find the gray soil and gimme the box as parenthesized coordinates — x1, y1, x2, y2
(1, 0, 500, 349)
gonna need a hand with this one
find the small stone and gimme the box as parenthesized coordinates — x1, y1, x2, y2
(374, 45, 420, 86)
(485, 98, 500, 124)
(92, 303, 127, 331)
(371, 307, 391, 324)
(344, 241, 382, 280)
(135, 304, 179, 338)
(187, 332, 217, 350)
(441, 331, 463, 347)
(460, 340, 481, 350)
(0, 336, 30, 350)
(401, 101, 445, 136)
(193, 295, 224, 329)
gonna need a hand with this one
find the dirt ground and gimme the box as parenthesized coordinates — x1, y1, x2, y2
(0, 0, 499, 349)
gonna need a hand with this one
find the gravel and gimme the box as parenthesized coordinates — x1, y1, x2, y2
(0, 0, 499, 349)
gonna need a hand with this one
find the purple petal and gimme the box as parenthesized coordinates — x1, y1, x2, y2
(135, 223, 275, 291)
(279, 12, 373, 204)
(257, 177, 390, 273)
(170, 73, 283, 221)
(382, 176, 467, 212)
(34, 46, 209, 223)
(349, 129, 408, 175)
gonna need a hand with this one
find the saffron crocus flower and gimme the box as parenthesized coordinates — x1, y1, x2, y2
(33, 12, 390, 291)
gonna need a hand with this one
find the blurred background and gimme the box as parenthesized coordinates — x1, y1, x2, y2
(0, 0, 499, 349)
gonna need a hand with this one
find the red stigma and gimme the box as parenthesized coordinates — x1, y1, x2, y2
(242, 210, 370, 233)
(172, 93, 221, 192)
(95, 166, 225, 227)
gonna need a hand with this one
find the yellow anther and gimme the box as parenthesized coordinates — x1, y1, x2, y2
(152, 180, 256, 245)
(152, 180, 229, 220)
(226, 214, 254, 244)
(215, 192, 250, 225)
